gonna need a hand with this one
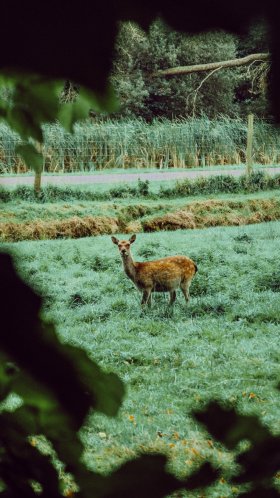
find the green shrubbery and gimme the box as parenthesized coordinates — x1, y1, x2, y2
(1, 172, 280, 203)
(159, 171, 280, 197)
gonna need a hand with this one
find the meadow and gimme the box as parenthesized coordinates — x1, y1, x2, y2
(2, 220, 280, 497)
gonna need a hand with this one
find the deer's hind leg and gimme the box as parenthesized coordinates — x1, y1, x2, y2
(169, 290, 176, 305)
(180, 279, 192, 303)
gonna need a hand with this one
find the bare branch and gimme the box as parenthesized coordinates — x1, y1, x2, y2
(190, 67, 222, 117)
(151, 53, 270, 78)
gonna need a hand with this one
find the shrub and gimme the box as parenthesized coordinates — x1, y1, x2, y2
(1, 172, 280, 204)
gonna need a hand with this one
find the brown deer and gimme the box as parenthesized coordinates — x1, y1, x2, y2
(111, 234, 197, 306)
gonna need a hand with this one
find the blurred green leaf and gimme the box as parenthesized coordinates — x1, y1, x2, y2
(5, 76, 60, 141)
(0, 353, 20, 401)
(58, 85, 118, 132)
(7, 106, 43, 141)
(184, 463, 219, 490)
(13, 77, 59, 123)
(16, 144, 43, 173)
(102, 457, 218, 498)
(0, 409, 61, 497)
(62, 343, 125, 417)
(85, 84, 119, 113)
(0, 253, 125, 427)
(101, 454, 180, 498)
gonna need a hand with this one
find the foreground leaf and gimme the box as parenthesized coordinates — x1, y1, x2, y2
(0, 253, 124, 427)
(193, 401, 271, 449)
(16, 144, 43, 173)
(101, 457, 218, 498)
(58, 85, 118, 132)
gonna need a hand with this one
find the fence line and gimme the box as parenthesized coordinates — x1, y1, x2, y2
(1, 117, 280, 174)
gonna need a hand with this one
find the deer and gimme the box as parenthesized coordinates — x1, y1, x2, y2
(111, 234, 197, 306)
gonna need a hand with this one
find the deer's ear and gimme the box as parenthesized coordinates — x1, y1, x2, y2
(111, 236, 119, 245)
(129, 234, 136, 244)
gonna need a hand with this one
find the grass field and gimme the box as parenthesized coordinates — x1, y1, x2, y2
(2, 220, 280, 497)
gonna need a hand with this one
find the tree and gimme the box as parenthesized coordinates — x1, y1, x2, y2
(111, 20, 240, 119)
(236, 20, 271, 117)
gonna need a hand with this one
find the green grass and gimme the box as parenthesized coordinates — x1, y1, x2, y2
(2, 221, 280, 496)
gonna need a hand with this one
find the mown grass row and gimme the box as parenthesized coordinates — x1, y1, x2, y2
(1, 171, 280, 203)
(1, 196, 280, 242)
(3, 222, 280, 497)
(1, 117, 280, 173)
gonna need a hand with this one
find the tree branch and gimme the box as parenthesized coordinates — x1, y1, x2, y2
(189, 67, 222, 117)
(151, 52, 270, 77)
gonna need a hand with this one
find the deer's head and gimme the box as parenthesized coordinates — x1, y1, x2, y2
(111, 234, 136, 258)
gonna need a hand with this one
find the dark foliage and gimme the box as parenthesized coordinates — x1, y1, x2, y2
(194, 401, 280, 496)
(1, 1, 280, 121)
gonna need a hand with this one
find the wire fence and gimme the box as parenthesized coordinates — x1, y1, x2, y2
(1, 116, 280, 174)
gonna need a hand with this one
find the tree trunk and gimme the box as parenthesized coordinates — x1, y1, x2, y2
(34, 171, 42, 195)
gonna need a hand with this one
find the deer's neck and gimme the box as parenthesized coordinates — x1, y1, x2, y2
(122, 252, 136, 281)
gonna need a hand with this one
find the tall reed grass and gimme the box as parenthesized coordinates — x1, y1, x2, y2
(1, 117, 280, 173)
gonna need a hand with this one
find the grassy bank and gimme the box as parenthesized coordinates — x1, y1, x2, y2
(2, 221, 280, 497)
(1, 190, 280, 242)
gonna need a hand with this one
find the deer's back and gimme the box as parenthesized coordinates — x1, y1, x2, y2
(134, 255, 196, 290)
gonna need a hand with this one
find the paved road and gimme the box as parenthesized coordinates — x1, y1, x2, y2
(1, 167, 280, 186)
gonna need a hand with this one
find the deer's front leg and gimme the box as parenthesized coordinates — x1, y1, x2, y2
(141, 289, 152, 307)
(169, 290, 176, 305)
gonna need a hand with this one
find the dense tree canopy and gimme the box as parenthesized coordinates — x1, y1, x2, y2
(236, 20, 271, 116)
(110, 20, 271, 120)
(111, 21, 238, 119)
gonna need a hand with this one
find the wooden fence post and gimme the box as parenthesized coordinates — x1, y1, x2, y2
(246, 113, 254, 175)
